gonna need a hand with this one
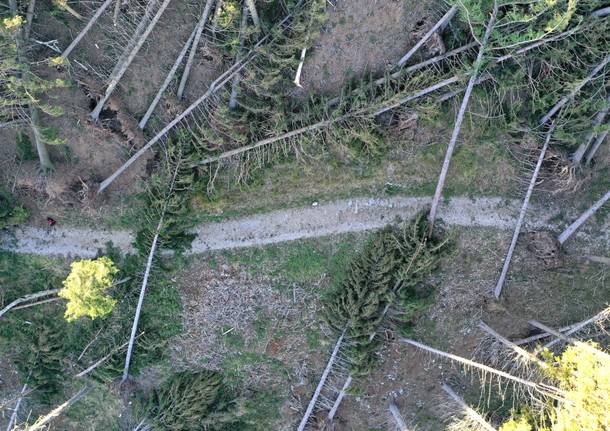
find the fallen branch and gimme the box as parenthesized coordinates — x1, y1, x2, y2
(441, 383, 497, 431)
(494, 122, 556, 298)
(428, 3, 498, 235)
(139, 24, 199, 129)
(91, 0, 173, 121)
(557, 189, 610, 244)
(529, 320, 610, 359)
(60, 0, 115, 60)
(6, 381, 28, 431)
(296, 329, 345, 431)
(177, 0, 215, 100)
(0, 288, 60, 319)
(592, 6, 610, 17)
(539, 54, 610, 125)
(293, 47, 307, 88)
(513, 322, 581, 345)
(395, 5, 458, 68)
(10, 296, 62, 311)
(77, 336, 139, 377)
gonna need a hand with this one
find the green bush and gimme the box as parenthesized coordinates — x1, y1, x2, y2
(0, 189, 29, 229)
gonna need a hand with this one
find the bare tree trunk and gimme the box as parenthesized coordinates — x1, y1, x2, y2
(229, 3, 249, 109)
(388, 402, 410, 431)
(91, 0, 172, 121)
(26, 386, 89, 431)
(296, 329, 345, 431)
(77, 338, 133, 377)
(0, 288, 60, 319)
(494, 123, 555, 298)
(177, 0, 215, 100)
(428, 4, 498, 235)
(539, 54, 610, 125)
(557, 189, 610, 244)
(478, 321, 548, 368)
(139, 24, 198, 129)
(396, 5, 457, 68)
(245, 0, 260, 29)
(585, 120, 609, 165)
(328, 375, 351, 420)
(24, 0, 35, 40)
(113, 0, 121, 25)
(592, 6, 610, 17)
(30, 107, 54, 172)
(513, 321, 580, 345)
(545, 306, 610, 348)
(572, 94, 610, 166)
(6, 382, 27, 431)
(441, 384, 497, 431)
(121, 216, 163, 382)
(61, 0, 116, 60)
(293, 47, 307, 87)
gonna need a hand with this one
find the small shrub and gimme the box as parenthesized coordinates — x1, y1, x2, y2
(59, 256, 118, 321)
(0, 189, 29, 229)
(16, 132, 35, 160)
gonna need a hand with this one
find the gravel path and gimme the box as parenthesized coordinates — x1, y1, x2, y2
(0, 196, 563, 258)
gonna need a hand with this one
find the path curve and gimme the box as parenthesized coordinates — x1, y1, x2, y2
(1, 196, 563, 258)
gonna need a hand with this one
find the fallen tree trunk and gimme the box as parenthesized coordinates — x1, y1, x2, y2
(388, 402, 410, 431)
(245, 0, 260, 29)
(139, 24, 199, 129)
(296, 329, 346, 431)
(61, 0, 116, 60)
(26, 386, 89, 431)
(6, 382, 27, 431)
(572, 93, 610, 166)
(584, 118, 609, 165)
(494, 123, 555, 298)
(428, 4, 498, 235)
(441, 383, 497, 431)
(229, 4, 249, 109)
(98, 1, 306, 192)
(545, 306, 610, 348)
(557, 189, 610, 244)
(539, 54, 610, 125)
(91, 0, 172, 121)
(0, 288, 60, 319)
(177, 0, 215, 100)
(396, 5, 458, 68)
(478, 321, 547, 368)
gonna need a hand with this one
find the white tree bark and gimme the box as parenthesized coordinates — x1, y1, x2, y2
(245, 0, 260, 29)
(478, 321, 547, 368)
(396, 5, 458, 68)
(557, 189, 610, 244)
(91, 0, 173, 121)
(428, 4, 498, 235)
(494, 123, 555, 298)
(585, 120, 609, 165)
(139, 24, 199, 129)
(177, 0, 215, 100)
(388, 402, 410, 431)
(61, 0, 116, 60)
(293, 47, 307, 87)
(296, 329, 345, 431)
(545, 306, 610, 348)
(6, 383, 27, 431)
(26, 386, 89, 431)
(441, 384, 497, 431)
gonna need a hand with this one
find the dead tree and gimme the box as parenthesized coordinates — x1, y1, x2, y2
(572, 93, 610, 166)
(592, 6, 610, 17)
(296, 330, 346, 431)
(245, 0, 260, 30)
(24, 386, 89, 431)
(395, 5, 458, 68)
(557, 189, 610, 244)
(91, 0, 173, 121)
(478, 321, 548, 369)
(494, 123, 556, 299)
(545, 306, 610, 348)
(229, 4, 249, 109)
(585, 118, 609, 165)
(428, 3, 498, 235)
(0, 288, 60, 319)
(441, 383, 497, 431)
(139, 24, 198, 129)
(539, 54, 610, 125)
(60, 0, 116, 61)
(98, 3, 306, 192)
(6, 381, 28, 431)
(177, 0, 215, 100)
(388, 402, 410, 431)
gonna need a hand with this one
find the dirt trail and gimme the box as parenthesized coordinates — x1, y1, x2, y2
(1, 196, 564, 257)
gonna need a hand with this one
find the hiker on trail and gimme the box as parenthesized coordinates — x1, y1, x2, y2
(47, 217, 56, 227)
